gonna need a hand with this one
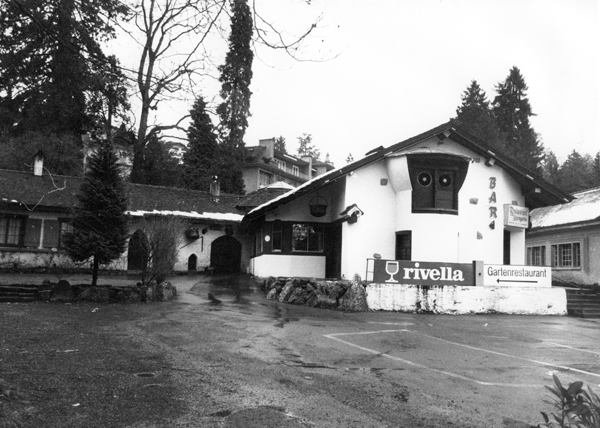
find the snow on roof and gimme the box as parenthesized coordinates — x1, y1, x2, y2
(126, 210, 243, 222)
(266, 181, 295, 190)
(530, 187, 600, 228)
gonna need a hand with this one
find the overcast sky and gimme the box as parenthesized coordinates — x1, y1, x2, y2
(242, 0, 599, 166)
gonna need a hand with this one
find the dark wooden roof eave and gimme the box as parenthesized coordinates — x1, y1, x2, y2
(241, 122, 573, 231)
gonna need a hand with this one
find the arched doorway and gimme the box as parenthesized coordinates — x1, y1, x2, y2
(127, 229, 149, 271)
(210, 236, 241, 273)
(188, 254, 197, 271)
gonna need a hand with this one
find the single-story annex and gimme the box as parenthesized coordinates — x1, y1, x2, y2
(527, 186, 600, 285)
(0, 158, 288, 274)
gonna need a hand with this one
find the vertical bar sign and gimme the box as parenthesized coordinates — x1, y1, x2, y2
(373, 259, 474, 286)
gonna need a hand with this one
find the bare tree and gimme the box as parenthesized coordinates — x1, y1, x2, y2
(119, 0, 322, 183)
(140, 216, 182, 285)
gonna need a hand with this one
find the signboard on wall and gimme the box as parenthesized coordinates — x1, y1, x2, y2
(483, 264, 551, 287)
(504, 205, 529, 229)
(373, 259, 474, 286)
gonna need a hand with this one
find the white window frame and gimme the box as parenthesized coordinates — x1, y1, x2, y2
(551, 242, 581, 269)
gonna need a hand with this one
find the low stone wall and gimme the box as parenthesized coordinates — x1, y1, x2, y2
(366, 283, 567, 315)
(261, 275, 368, 311)
(40, 279, 177, 303)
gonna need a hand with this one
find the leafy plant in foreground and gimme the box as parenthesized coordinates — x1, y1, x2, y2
(538, 374, 600, 427)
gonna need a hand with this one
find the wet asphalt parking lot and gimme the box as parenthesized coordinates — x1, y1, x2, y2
(3, 272, 599, 427)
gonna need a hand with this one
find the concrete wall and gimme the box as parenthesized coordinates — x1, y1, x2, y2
(366, 283, 567, 315)
(251, 254, 326, 278)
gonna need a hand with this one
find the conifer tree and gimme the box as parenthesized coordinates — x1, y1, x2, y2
(274, 136, 287, 153)
(64, 141, 128, 286)
(557, 150, 594, 193)
(181, 96, 219, 192)
(492, 67, 544, 173)
(592, 152, 600, 188)
(216, 0, 254, 195)
(541, 149, 560, 186)
(453, 80, 506, 153)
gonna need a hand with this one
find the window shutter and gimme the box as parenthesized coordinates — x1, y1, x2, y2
(44, 220, 60, 248)
(24, 218, 42, 248)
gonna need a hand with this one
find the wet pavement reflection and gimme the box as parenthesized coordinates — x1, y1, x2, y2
(187, 274, 259, 307)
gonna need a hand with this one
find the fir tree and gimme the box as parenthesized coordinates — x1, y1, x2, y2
(492, 67, 544, 173)
(181, 96, 219, 192)
(216, 0, 254, 195)
(453, 80, 506, 153)
(592, 152, 600, 188)
(541, 149, 560, 186)
(556, 150, 594, 193)
(0, 0, 127, 135)
(274, 136, 287, 153)
(297, 133, 320, 160)
(141, 136, 181, 187)
(64, 141, 128, 286)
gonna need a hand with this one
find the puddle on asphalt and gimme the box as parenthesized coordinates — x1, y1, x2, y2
(187, 274, 257, 306)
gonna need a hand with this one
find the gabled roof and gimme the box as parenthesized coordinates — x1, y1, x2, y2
(241, 122, 572, 230)
(0, 169, 81, 212)
(0, 169, 245, 222)
(236, 182, 295, 211)
(530, 186, 600, 229)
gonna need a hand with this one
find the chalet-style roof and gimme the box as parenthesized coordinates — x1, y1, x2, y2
(0, 169, 246, 222)
(236, 182, 295, 211)
(242, 122, 573, 230)
(530, 186, 600, 230)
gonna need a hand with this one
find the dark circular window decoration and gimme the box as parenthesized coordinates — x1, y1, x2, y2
(417, 172, 432, 187)
(439, 173, 452, 188)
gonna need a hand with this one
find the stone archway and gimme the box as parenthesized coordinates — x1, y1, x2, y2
(127, 229, 148, 271)
(210, 236, 241, 273)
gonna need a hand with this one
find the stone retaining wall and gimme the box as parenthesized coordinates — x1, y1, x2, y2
(260, 275, 368, 311)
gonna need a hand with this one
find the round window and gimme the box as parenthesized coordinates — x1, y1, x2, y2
(417, 172, 432, 187)
(439, 173, 452, 188)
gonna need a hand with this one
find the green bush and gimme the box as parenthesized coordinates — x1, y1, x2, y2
(538, 374, 600, 427)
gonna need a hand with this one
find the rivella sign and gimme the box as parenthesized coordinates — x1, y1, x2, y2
(373, 260, 474, 286)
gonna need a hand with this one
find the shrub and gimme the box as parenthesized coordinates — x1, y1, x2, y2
(538, 374, 600, 427)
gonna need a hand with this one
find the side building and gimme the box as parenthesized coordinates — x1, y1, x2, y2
(527, 186, 600, 285)
(0, 156, 257, 274)
(243, 138, 334, 192)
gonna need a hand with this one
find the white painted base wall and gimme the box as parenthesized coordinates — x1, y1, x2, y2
(250, 254, 326, 278)
(366, 283, 567, 315)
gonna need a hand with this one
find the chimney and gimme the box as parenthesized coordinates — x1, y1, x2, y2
(33, 150, 45, 176)
(259, 138, 275, 160)
(210, 175, 221, 197)
(301, 155, 313, 180)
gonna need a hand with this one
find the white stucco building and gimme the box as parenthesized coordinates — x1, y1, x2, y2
(241, 123, 571, 314)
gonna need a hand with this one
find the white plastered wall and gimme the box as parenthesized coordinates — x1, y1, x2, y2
(341, 161, 396, 279)
(357, 137, 528, 272)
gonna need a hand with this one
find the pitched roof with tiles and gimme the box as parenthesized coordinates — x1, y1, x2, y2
(0, 169, 246, 222)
